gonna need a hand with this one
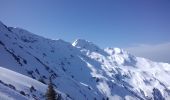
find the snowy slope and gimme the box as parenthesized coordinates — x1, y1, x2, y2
(0, 66, 47, 100)
(0, 21, 170, 100)
(0, 83, 28, 100)
(0, 66, 69, 100)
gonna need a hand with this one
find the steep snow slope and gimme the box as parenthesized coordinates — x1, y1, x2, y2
(0, 66, 70, 100)
(0, 83, 28, 100)
(73, 40, 170, 99)
(0, 21, 170, 100)
(0, 66, 47, 99)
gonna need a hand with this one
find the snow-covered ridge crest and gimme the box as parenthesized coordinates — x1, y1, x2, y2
(105, 47, 126, 55)
(72, 39, 99, 50)
(72, 39, 109, 56)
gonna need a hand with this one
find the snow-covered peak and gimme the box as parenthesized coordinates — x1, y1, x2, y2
(105, 47, 127, 55)
(72, 39, 100, 51)
(72, 39, 109, 56)
(72, 39, 95, 48)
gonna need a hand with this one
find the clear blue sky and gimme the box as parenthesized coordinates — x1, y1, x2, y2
(0, 0, 170, 48)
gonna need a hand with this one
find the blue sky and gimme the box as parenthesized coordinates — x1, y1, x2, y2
(0, 0, 170, 62)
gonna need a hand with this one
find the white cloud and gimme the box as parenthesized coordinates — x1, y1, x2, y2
(124, 42, 170, 63)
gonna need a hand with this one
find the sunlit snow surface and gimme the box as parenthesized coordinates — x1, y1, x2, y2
(0, 21, 170, 100)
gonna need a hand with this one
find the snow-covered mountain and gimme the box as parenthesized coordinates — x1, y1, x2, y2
(0, 21, 170, 100)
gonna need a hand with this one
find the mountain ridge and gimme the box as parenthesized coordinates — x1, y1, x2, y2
(0, 21, 170, 100)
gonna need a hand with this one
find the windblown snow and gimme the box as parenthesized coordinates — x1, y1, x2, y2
(0, 21, 170, 100)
